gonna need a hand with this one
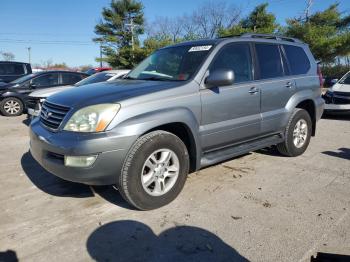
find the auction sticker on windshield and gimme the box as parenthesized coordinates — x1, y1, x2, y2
(188, 45, 212, 52)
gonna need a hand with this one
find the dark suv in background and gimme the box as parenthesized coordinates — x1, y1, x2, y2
(0, 61, 32, 83)
(0, 70, 87, 116)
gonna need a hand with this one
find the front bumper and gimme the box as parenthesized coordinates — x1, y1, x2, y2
(29, 118, 137, 185)
(323, 91, 350, 112)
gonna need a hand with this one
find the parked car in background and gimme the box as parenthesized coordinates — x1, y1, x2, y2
(84, 67, 112, 75)
(30, 34, 324, 210)
(0, 61, 32, 83)
(0, 71, 88, 116)
(323, 71, 350, 113)
(27, 70, 130, 117)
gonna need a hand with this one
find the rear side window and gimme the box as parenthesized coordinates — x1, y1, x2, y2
(283, 45, 310, 75)
(209, 43, 253, 83)
(0, 64, 25, 75)
(255, 44, 284, 79)
(62, 73, 84, 85)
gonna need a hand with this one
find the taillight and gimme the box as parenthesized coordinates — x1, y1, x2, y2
(317, 64, 323, 87)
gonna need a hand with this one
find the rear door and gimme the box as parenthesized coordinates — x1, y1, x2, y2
(254, 43, 296, 135)
(200, 42, 261, 151)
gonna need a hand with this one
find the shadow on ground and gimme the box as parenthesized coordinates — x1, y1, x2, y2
(0, 250, 18, 262)
(86, 220, 248, 262)
(322, 148, 350, 160)
(21, 151, 132, 208)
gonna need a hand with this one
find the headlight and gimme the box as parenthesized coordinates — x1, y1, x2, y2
(64, 104, 120, 132)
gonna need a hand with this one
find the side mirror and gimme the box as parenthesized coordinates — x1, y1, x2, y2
(205, 69, 235, 88)
(330, 79, 338, 86)
(30, 83, 37, 89)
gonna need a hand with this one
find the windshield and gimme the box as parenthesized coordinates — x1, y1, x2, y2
(339, 72, 350, 85)
(127, 44, 213, 81)
(10, 73, 36, 84)
(75, 72, 116, 87)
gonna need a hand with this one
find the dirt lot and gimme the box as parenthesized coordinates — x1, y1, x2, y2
(0, 114, 349, 262)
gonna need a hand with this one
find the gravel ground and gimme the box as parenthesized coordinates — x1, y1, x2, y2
(0, 114, 349, 262)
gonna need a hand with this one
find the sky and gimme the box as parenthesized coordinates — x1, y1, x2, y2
(0, 0, 349, 67)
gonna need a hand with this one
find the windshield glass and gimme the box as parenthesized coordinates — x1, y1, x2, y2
(339, 72, 350, 85)
(127, 44, 213, 81)
(10, 73, 36, 84)
(75, 72, 116, 87)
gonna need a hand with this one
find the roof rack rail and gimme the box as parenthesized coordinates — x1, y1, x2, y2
(240, 33, 303, 43)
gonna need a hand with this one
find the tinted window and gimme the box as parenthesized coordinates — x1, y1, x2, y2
(32, 73, 59, 87)
(62, 73, 83, 85)
(0, 64, 24, 75)
(255, 44, 284, 79)
(283, 45, 310, 75)
(209, 43, 252, 83)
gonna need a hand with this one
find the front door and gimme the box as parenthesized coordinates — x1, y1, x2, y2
(200, 42, 261, 152)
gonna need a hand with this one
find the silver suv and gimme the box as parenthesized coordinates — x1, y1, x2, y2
(29, 34, 324, 210)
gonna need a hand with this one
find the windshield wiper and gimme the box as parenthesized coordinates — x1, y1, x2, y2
(138, 77, 173, 81)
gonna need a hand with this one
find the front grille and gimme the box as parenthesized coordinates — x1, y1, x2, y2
(334, 91, 350, 97)
(40, 101, 70, 130)
(26, 97, 41, 110)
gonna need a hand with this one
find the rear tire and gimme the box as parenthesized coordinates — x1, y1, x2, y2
(0, 97, 24, 116)
(277, 108, 312, 157)
(119, 131, 189, 210)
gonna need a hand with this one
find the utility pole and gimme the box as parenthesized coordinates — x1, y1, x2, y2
(27, 47, 31, 64)
(304, 0, 314, 22)
(126, 17, 135, 51)
(99, 43, 103, 67)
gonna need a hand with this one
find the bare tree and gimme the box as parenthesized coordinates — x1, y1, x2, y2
(1, 51, 15, 61)
(193, 1, 241, 38)
(147, 0, 241, 41)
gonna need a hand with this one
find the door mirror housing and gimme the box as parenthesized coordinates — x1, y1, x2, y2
(30, 83, 37, 89)
(205, 69, 235, 88)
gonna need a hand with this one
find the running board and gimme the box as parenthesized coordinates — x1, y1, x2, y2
(200, 134, 284, 168)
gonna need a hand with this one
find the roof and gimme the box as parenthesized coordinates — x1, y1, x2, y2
(0, 61, 30, 65)
(163, 33, 304, 50)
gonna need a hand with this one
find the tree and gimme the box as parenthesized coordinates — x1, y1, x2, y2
(146, 1, 241, 42)
(94, 0, 144, 68)
(1, 51, 15, 61)
(285, 3, 350, 63)
(218, 3, 279, 36)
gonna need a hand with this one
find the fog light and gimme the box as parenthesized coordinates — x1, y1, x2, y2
(64, 155, 97, 167)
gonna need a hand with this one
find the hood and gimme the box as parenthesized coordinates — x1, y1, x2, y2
(29, 85, 74, 98)
(47, 80, 184, 108)
(330, 83, 350, 93)
(0, 82, 11, 89)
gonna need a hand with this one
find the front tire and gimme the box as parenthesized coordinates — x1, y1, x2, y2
(119, 131, 190, 210)
(277, 108, 312, 157)
(0, 97, 24, 116)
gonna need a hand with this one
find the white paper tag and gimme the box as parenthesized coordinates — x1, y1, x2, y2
(188, 45, 212, 52)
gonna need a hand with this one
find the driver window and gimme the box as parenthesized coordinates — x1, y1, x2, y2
(32, 73, 59, 87)
(209, 43, 253, 84)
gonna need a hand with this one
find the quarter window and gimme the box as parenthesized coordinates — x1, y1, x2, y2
(255, 44, 284, 79)
(209, 43, 253, 83)
(283, 45, 310, 75)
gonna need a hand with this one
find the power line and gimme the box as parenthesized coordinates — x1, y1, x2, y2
(0, 38, 96, 46)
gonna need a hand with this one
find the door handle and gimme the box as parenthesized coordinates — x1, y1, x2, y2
(249, 87, 259, 94)
(286, 81, 293, 88)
